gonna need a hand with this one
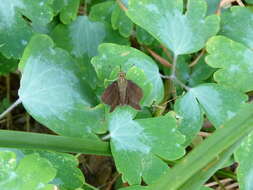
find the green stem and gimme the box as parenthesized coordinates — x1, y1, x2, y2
(0, 98, 22, 120)
(149, 103, 253, 190)
(0, 130, 111, 156)
(160, 75, 190, 91)
(216, 170, 237, 181)
(161, 54, 191, 91)
(171, 54, 178, 78)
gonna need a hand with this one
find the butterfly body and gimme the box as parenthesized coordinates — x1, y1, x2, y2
(102, 72, 143, 112)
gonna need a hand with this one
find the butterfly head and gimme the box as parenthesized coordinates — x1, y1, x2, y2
(118, 72, 126, 78)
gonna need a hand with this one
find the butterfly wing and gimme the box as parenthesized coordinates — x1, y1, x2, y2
(126, 80, 143, 110)
(101, 81, 120, 112)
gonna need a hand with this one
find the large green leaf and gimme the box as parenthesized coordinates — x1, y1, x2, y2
(176, 83, 247, 136)
(190, 83, 247, 127)
(108, 107, 185, 185)
(0, 151, 56, 190)
(127, 0, 219, 55)
(18, 34, 105, 138)
(206, 36, 253, 92)
(91, 43, 164, 105)
(0, 0, 54, 58)
(235, 132, 253, 190)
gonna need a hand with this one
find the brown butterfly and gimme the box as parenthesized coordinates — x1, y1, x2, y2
(102, 72, 143, 112)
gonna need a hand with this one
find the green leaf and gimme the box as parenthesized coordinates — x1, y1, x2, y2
(190, 83, 247, 127)
(0, 53, 18, 75)
(220, 7, 253, 49)
(206, 35, 253, 92)
(0, 0, 54, 58)
(59, 0, 80, 24)
(89, 1, 116, 23)
(176, 83, 247, 137)
(108, 107, 185, 185)
(18, 34, 105, 137)
(23, 150, 85, 189)
(235, 132, 253, 190)
(0, 151, 56, 190)
(148, 103, 253, 190)
(175, 92, 203, 146)
(51, 16, 106, 58)
(51, 16, 129, 58)
(111, 4, 133, 37)
(91, 43, 164, 105)
(127, 0, 220, 55)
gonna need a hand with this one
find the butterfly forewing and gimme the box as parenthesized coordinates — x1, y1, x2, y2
(101, 81, 120, 112)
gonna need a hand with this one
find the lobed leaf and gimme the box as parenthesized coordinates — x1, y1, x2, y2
(206, 36, 253, 92)
(108, 107, 185, 185)
(0, 0, 54, 58)
(0, 151, 56, 190)
(19, 34, 105, 138)
(91, 43, 164, 105)
(127, 0, 219, 55)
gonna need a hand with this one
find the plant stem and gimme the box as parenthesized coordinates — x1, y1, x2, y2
(116, 0, 128, 11)
(160, 74, 190, 91)
(102, 134, 111, 141)
(0, 129, 111, 156)
(171, 54, 178, 78)
(0, 98, 22, 120)
(160, 54, 191, 91)
(146, 47, 172, 67)
(216, 170, 237, 180)
(189, 49, 205, 67)
(173, 76, 191, 91)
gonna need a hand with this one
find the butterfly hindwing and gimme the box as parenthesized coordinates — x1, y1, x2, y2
(126, 80, 143, 110)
